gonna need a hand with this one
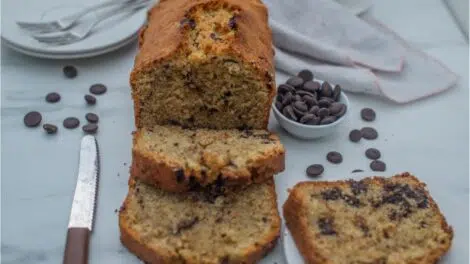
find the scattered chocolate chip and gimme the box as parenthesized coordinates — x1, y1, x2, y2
(317, 108, 330, 118)
(85, 113, 99, 123)
(286, 76, 304, 88)
(332, 85, 341, 101)
(89, 84, 107, 95)
(321, 187, 342, 200)
(282, 105, 297, 121)
(82, 123, 98, 134)
(361, 127, 378, 140)
(361, 108, 376, 121)
(342, 194, 360, 207)
(302, 81, 320, 93)
(320, 116, 336, 125)
(365, 148, 381, 160)
(23, 111, 42, 127)
(43, 124, 58, 134)
(84, 94, 96, 105)
(306, 164, 324, 177)
(326, 151, 343, 164)
(297, 69, 313, 82)
(45, 92, 61, 103)
(317, 218, 336, 235)
(63, 117, 80, 129)
(175, 169, 185, 183)
(349, 129, 362, 142)
(349, 180, 368, 195)
(370, 160, 386, 171)
(63, 65, 77, 78)
(351, 169, 364, 173)
(320, 82, 333, 97)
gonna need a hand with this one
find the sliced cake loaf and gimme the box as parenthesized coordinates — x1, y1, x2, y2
(119, 178, 281, 264)
(283, 173, 453, 264)
(131, 125, 285, 192)
(130, 0, 275, 130)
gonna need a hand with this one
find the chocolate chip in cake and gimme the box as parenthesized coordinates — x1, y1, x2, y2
(181, 18, 196, 29)
(63, 65, 77, 78)
(45, 92, 61, 103)
(365, 148, 381, 160)
(329, 102, 344, 116)
(282, 105, 297, 121)
(370, 160, 386, 171)
(82, 123, 98, 134)
(321, 187, 342, 200)
(23, 111, 42, 127)
(342, 194, 360, 207)
(302, 81, 320, 93)
(349, 129, 362, 142)
(228, 16, 237, 29)
(361, 108, 376, 121)
(89, 83, 107, 95)
(175, 169, 185, 183)
(361, 127, 378, 140)
(174, 216, 199, 234)
(84, 94, 96, 105)
(332, 85, 342, 101)
(326, 151, 343, 164)
(278, 84, 295, 94)
(320, 116, 336, 125)
(306, 164, 324, 177)
(63, 117, 80, 129)
(354, 216, 369, 236)
(297, 69, 314, 82)
(317, 108, 330, 118)
(320, 82, 333, 97)
(317, 218, 336, 235)
(286, 76, 304, 89)
(349, 180, 368, 195)
(43, 124, 58, 134)
(85, 113, 99, 123)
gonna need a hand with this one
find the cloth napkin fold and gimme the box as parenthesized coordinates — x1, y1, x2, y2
(263, 0, 458, 103)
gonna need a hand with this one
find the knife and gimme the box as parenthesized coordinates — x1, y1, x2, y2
(63, 135, 100, 264)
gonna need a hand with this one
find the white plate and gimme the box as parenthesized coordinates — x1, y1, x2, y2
(334, 0, 373, 15)
(282, 227, 306, 264)
(1, 0, 148, 57)
(2, 32, 138, 59)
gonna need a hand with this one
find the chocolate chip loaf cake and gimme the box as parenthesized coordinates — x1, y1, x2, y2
(130, 0, 275, 130)
(283, 173, 453, 264)
(119, 178, 281, 264)
(131, 125, 285, 192)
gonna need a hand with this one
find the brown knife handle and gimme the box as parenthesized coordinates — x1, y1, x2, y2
(63, 227, 90, 264)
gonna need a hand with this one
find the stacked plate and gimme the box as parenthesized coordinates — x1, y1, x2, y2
(1, 0, 148, 59)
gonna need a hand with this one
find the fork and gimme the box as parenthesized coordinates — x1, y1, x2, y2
(16, 0, 138, 34)
(32, 0, 151, 46)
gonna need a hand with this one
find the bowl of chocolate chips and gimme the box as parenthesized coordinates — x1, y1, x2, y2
(272, 70, 349, 139)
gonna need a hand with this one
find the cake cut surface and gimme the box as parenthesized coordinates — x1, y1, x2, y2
(119, 178, 281, 264)
(131, 125, 285, 192)
(283, 173, 453, 264)
(131, 0, 275, 130)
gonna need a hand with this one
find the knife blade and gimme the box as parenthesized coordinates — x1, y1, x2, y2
(63, 135, 100, 264)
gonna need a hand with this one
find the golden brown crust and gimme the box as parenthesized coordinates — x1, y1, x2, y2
(119, 178, 281, 264)
(283, 172, 454, 264)
(130, 129, 285, 193)
(129, 0, 275, 130)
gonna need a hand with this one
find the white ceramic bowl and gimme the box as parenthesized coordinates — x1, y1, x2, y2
(272, 92, 350, 140)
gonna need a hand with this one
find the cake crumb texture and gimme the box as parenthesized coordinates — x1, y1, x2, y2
(119, 178, 281, 264)
(283, 172, 453, 264)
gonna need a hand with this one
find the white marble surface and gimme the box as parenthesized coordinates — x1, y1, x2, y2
(1, 0, 468, 263)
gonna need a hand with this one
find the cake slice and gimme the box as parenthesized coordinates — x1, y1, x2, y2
(119, 178, 281, 264)
(283, 173, 453, 264)
(131, 125, 285, 192)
